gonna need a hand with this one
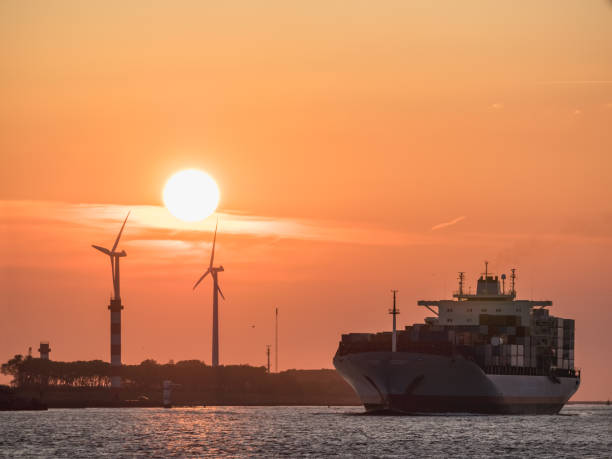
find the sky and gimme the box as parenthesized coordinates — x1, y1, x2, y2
(1, 1, 611, 400)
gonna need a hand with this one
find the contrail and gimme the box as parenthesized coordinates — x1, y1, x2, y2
(431, 216, 466, 231)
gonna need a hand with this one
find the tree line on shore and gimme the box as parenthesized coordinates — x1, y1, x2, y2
(1, 355, 352, 400)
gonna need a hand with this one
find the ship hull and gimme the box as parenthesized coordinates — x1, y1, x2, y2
(334, 351, 580, 415)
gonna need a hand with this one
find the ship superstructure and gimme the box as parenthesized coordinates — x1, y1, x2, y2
(333, 265, 580, 414)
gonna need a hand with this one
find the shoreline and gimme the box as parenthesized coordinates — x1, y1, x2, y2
(4, 400, 608, 411)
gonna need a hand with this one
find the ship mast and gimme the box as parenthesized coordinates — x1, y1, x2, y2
(389, 290, 400, 352)
(458, 272, 465, 298)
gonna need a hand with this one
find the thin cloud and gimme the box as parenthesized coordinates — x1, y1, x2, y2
(539, 80, 612, 85)
(431, 216, 466, 231)
(1, 200, 433, 249)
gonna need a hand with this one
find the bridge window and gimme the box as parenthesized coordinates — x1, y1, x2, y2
(467, 308, 472, 312)
(496, 308, 502, 312)
(447, 308, 453, 312)
(481, 309, 487, 312)
(447, 318, 453, 323)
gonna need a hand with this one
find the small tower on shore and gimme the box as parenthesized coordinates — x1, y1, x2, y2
(38, 342, 51, 360)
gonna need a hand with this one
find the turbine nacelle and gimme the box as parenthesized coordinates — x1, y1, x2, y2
(91, 245, 127, 258)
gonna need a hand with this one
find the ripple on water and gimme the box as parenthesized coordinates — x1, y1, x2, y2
(1, 405, 611, 457)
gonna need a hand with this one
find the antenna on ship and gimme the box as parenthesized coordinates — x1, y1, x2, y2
(501, 273, 507, 294)
(458, 272, 465, 298)
(510, 268, 517, 298)
(482, 260, 489, 294)
(389, 290, 400, 352)
(275, 307, 279, 373)
(266, 344, 271, 374)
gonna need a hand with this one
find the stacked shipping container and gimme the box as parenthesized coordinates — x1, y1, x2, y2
(553, 318, 575, 370)
(338, 309, 575, 375)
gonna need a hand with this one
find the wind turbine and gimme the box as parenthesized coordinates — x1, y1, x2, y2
(193, 219, 225, 367)
(92, 211, 130, 391)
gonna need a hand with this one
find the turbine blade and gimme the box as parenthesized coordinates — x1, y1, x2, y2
(217, 284, 225, 300)
(112, 211, 130, 252)
(193, 269, 210, 290)
(209, 218, 218, 269)
(92, 245, 111, 255)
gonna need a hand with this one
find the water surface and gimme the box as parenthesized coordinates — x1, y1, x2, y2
(1, 405, 610, 457)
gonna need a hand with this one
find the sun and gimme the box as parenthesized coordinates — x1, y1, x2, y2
(163, 169, 220, 222)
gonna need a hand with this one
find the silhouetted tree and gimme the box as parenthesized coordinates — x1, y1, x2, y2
(1, 357, 355, 403)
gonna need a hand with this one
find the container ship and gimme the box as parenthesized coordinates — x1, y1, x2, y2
(333, 265, 580, 414)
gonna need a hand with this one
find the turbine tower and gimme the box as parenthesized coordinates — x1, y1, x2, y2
(193, 219, 225, 367)
(92, 211, 130, 392)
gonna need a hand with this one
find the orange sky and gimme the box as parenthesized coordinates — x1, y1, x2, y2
(1, 1, 611, 400)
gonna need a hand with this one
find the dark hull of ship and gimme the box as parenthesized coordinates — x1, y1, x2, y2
(334, 351, 580, 415)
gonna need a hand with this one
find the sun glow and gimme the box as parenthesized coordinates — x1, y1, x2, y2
(163, 169, 220, 222)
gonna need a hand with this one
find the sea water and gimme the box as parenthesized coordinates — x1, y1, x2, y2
(1, 405, 610, 457)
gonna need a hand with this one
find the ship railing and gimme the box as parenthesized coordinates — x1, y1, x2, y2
(482, 366, 580, 378)
(483, 365, 541, 376)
